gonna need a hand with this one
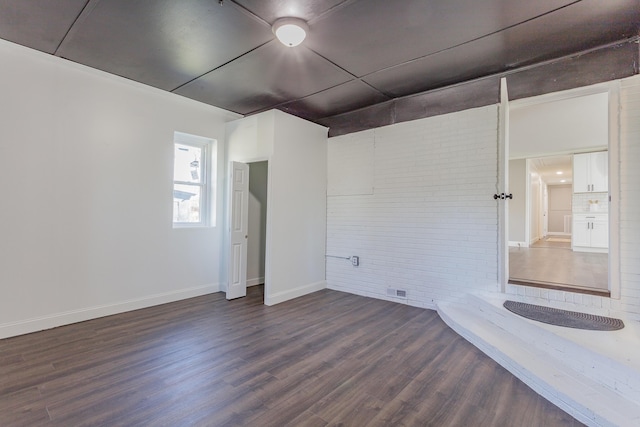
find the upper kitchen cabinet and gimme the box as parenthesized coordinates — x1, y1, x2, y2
(573, 151, 608, 193)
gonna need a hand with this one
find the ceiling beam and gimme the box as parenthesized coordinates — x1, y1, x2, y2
(320, 38, 639, 137)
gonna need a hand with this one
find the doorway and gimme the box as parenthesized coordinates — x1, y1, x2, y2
(506, 88, 614, 296)
(247, 161, 268, 292)
(508, 155, 609, 294)
(226, 160, 269, 301)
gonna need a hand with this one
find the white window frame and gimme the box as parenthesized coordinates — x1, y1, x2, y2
(172, 132, 216, 228)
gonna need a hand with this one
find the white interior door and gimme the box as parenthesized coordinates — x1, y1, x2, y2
(227, 161, 249, 300)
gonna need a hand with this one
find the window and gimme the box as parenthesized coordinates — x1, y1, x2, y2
(173, 132, 215, 227)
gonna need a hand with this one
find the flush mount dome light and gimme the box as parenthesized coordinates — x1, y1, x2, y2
(272, 17, 308, 47)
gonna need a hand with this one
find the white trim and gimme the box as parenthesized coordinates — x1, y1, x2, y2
(509, 82, 614, 110)
(509, 241, 528, 247)
(498, 77, 509, 293)
(0, 283, 220, 339)
(524, 159, 531, 249)
(509, 146, 608, 161)
(608, 82, 621, 300)
(573, 246, 608, 254)
(264, 280, 326, 306)
(247, 277, 265, 287)
(173, 133, 216, 228)
(264, 158, 274, 305)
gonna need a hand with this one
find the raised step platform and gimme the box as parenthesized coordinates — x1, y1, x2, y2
(437, 293, 640, 427)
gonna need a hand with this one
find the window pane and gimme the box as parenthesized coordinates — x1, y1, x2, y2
(173, 184, 201, 223)
(174, 143, 202, 184)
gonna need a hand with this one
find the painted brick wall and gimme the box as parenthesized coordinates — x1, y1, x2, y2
(618, 76, 640, 316)
(326, 106, 499, 309)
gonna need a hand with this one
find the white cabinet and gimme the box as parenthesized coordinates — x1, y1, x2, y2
(573, 213, 608, 252)
(573, 151, 608, 193)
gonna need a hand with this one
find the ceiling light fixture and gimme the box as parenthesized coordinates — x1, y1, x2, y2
(272, 17, 308, 47)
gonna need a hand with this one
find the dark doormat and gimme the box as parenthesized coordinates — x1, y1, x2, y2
(503, 300, 624, 331)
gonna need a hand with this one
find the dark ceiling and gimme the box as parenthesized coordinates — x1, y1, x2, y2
(0, 0, 638, 126)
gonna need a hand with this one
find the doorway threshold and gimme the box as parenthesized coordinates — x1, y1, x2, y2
(508, 279, 610, 297)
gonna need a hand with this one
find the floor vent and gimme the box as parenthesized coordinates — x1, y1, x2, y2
(387, 288, 408, 298)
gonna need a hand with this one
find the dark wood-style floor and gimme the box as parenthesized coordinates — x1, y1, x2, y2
(1, 286, 582, 426)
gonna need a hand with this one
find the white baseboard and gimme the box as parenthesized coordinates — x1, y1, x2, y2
(247, 277, 265, 287)
(573, 246, 608, 254)
(509, 241, 528, 247)
(264, 280, 326, 306)
(547, 232, 571, 236)
(0, 283, 220, 339)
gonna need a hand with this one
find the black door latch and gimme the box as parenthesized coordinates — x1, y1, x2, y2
(493, 193, 513, 200)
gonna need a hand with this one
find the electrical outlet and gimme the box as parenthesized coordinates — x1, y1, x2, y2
(351, 256, 359, 266)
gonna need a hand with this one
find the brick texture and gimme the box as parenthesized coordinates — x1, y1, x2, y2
(618, 76, 640, 315)
(327, 76, 640, 317)
(326, 106, 499, 309)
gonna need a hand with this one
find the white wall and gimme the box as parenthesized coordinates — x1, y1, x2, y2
(247, 161, 268, 286)
(509, 90, 611, 248)
(270, 111, 327, 304)
(326, 106, 499, 309)
(548, 184, 572, 233)
(616, 76, 640, 315)
(509, 159, 527, 245)
(510, 92, 608, 159)
(529, 163, 543, 244)
(226, 113, 274, 163)
(0, 40, 240, 338)
(226, 110, 328, 305)
(327, 132, 374, 196)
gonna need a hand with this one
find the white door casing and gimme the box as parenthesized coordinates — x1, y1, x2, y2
(227, 161, 249, 300)
(498, 77, 510, 291)
(542, 183, 548, 238)
(506, 82, 620, 298)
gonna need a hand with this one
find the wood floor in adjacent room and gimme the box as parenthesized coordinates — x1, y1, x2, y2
(0, 286, 582, 426)
(509, 237, 609, 294)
